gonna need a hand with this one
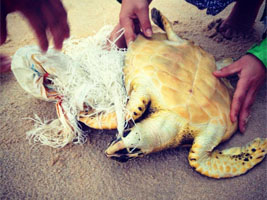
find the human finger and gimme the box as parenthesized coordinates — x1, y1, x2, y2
(213, 61, 241, 78)
(0, 54, 11, 73)
(41, 0, 69, 49)
(108, 24, 127, 49)
(230, 78, 250, 123)
(238, 86, 257, 133)
(120, 17, 136, 46)
(48, 0, 70, 39)
(135, 7, 152, 37)
(22, 8, 49, 51)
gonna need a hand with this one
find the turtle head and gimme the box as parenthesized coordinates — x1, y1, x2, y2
(105, 112, 180, 162)
(105, 128, 148, 162)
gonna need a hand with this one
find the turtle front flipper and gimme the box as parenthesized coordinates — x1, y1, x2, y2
(125, 85, 151, 121)
(78, 85, 150, 130)
(188, 123, 267, 178)
(79, 111, 117, 130)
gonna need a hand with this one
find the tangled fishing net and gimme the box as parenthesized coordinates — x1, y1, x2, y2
(11, 26, 128, 148)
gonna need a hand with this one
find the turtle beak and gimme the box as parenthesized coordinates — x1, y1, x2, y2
(105, 137, 130, 162)
(105, 138, 126, 156)
(105, 136, 143, 162)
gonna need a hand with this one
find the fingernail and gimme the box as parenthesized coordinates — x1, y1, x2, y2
(127, 41, 133, 46)
(146, 28, 152, 37)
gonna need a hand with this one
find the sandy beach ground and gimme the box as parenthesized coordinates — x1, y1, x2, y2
(0, 0, 266, 199)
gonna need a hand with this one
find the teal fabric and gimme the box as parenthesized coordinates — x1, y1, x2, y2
(247, 38, 267, 68)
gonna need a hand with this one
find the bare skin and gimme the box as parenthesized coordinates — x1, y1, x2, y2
(109, 0, 152, 48)
(214, 54, 266, 133)
(218, 0, 264, 39)
(0, 55, 11, 73)
(0, 0, 70, 73)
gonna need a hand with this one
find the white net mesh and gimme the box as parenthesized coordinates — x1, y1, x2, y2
(12, 26, 128, 148)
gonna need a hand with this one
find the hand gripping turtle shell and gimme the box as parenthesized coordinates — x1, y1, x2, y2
(79, 8, 267, 179)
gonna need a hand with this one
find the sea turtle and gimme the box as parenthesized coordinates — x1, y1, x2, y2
(79, 8, 267, 178)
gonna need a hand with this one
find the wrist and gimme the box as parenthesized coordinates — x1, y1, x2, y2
(247, 38, 267, 68)
(245, 54, 266, 72)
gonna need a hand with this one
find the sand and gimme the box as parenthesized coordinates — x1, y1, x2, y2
(0, 0, 266, 199)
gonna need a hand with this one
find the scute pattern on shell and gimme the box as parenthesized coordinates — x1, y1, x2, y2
(124, 35, 234, 136)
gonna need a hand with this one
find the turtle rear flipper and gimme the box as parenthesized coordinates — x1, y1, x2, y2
(188, 123, 267, 178)
(151, 8, 186, 44)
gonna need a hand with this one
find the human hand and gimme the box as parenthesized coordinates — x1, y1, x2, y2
(213, 54, 266, 133)
(1, 0, 70, 51)
(0, 54, 11, 73)
(111, 0, 153, 48)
